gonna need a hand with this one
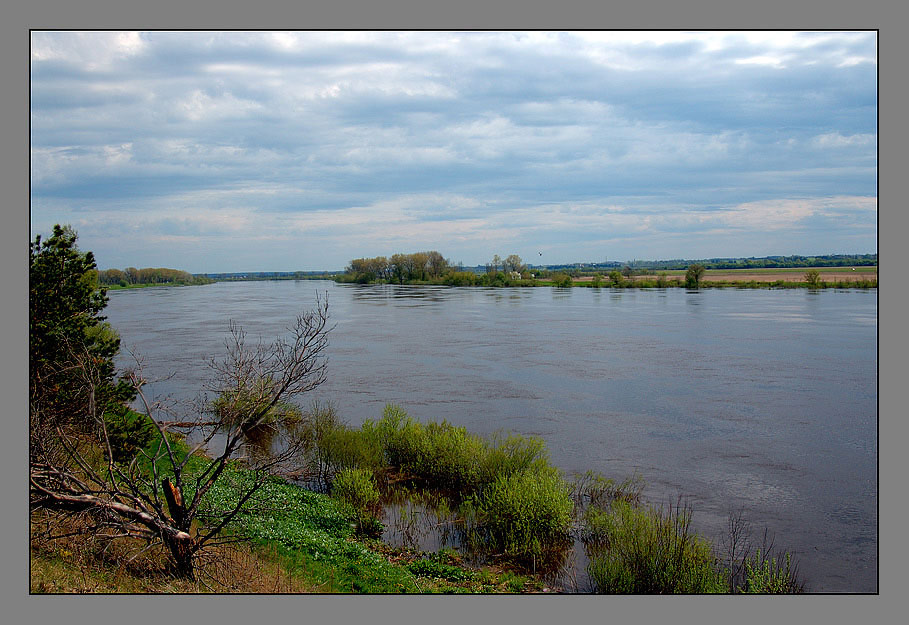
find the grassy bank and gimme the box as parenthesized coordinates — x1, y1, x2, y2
(31, 406, 806, 594)
(30, 427, 553, 593)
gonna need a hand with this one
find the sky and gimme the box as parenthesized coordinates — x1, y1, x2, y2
(30, 31, 877, 273)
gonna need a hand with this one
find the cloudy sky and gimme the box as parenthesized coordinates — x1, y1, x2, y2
(30, 31, 877, 273)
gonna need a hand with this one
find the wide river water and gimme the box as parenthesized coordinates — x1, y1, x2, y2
(104, 280, 878, 592)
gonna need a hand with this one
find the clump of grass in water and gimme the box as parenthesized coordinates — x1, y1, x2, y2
(331, 467, 382, 535)
(583, 497, 805, 594)
(584, 498, 727, 594)
(466, 467, 574, 562)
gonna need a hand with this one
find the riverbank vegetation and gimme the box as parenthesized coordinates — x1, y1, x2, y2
(99, 266, 214, 288)
(30, 225, 806, 594)
(333, 251, 876, 289)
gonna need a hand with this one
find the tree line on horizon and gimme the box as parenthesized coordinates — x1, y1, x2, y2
(97, 266, 214, 287)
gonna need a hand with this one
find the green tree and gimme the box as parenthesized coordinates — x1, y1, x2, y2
(552, 273, 573, 287)
(503, 254, 525, 274)
(685, 264, 706, 289)
(30, 225, 133, 430)
(31, 271, 334, 580)
(804, 269, 821, 288)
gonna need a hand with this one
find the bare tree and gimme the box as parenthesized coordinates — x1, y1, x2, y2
(30, 294, 332, 580)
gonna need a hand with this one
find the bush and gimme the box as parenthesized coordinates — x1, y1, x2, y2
(442, 271, 478, 286)
(740, 550, 804, 593)
(804, 269, 821, 288)
(551, 273, 573, 287)
(296, 400, 382, 487)
(473, 467, 574, 559)
(585, 499, 726, 594)
(332, 467, 381, 533)
(211, 377, 303, 430)
(478, 431, 550, 485)
(685, 264, 706, 289)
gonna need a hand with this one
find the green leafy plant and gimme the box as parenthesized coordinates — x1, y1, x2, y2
(472, 467, 574, 560)
(804, 269, 822, 288)
(332, 467, 381, 534)
(740, 550, 804, 593)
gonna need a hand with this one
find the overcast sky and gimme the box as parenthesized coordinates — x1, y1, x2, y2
(30, 31, 877, 272)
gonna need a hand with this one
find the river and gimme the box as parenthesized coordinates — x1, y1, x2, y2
(104, 280, 878, 592)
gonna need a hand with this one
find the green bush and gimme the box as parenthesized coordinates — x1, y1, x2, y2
(210, 377, 303, 430)
(585, 499, 726, 594)
(473, 467, 574, 559)
(364, 408, 486, 491)
(740, 550, 804, 593)
(294, 400, 383, 486)
(551, 273, 573, 287)
(442, 271, 478, 286)
(478, 431, 549, 485)
(332, 467, 381, 533)
(685, 264, 706, 289)
(804, 269, 821, 288)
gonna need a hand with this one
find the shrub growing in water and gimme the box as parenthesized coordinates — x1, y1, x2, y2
(472, 466, 574, 560)
(585, 499, 727, 594)
(740, 550, 804, 593)
(332, 467, 381, 533)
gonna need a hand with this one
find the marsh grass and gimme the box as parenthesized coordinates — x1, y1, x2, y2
(584, 498, 727, 594)
(467, 467, 574, 561)
(331, 467, 382, 534)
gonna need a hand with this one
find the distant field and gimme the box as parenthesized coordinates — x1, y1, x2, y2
(574, 267, 877, 284)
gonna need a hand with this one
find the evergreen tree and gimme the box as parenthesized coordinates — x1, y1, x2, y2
(30, 225, 133, 431)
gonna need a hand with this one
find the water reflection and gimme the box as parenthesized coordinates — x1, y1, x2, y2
(378, 485, 585, 591)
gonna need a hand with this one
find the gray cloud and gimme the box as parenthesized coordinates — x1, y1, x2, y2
(30, 31, 877, 272)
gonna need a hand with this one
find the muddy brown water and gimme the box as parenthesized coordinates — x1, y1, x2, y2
(105, 281, 877, 592)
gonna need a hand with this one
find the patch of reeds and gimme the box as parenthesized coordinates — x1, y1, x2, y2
(584, 498, 727, 594)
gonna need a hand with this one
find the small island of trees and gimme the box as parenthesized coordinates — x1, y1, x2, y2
(98, 266, 214, 288)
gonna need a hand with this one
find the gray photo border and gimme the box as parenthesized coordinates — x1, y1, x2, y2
(4, 1, 902, 624)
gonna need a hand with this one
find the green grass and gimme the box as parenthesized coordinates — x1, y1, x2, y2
(469, 467, 574, 560)
(585, 499, 728, 594)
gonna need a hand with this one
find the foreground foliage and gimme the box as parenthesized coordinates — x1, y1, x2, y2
(30, 224, 334, 580)
(584, 499, 727, 593)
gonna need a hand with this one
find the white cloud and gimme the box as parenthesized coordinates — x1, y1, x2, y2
(812, 133, 876, 149)
(717, 196, 876, 230)
(31, 32, 148, 69)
